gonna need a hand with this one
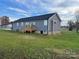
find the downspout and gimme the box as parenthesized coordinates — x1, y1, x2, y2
(47, 20, 48, 35)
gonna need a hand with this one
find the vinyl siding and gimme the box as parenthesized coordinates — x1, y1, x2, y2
(48, 14, 61, 34)
(12, 20, 48, 33)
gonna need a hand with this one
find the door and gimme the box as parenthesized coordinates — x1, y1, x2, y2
(51, 21, 53, 33)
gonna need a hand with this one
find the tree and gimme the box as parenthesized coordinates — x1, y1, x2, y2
(68, 20, 74, 31)
(75, 21, 79, 32)
(75, 10, 79, 32)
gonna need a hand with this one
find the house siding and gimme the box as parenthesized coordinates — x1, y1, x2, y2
(48, 14, 61, 34)
(12, 23, 19, 31)
(12, 20, 48, 34)
(35, 20, 47, 32)
(10, 13, 61, 35)
(12, 14, 61, 35)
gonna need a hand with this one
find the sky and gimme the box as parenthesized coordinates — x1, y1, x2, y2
(0, 0, 79, 26)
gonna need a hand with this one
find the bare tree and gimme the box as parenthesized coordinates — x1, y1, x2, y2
(75, 10, 79, 32)
(68, 20, 74, 31)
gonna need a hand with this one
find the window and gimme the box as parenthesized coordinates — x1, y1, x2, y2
(17, 23, 19, 26)
(44, 20, 47, 26)
(33, 22, 36, 25)
(25, 22, 29, 25)
(21, 22, 24, 26)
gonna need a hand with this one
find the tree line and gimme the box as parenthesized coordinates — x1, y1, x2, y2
(68, 20, 79, 32)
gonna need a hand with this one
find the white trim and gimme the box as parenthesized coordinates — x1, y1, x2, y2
(17, 23, 19, 26)
(21, 22, 24, 26)
(44, 20, 47, 26)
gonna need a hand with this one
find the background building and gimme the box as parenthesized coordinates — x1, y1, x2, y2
(0, 16, 10, 25)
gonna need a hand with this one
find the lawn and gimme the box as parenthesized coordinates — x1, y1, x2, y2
(0, 30, 79, 49)
(0, 30, 79, 59)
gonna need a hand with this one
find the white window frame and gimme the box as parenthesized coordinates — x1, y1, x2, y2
(44, 20, 47, 26)
(21, 22, 24, 26)
(25, 22, 29, 25)
(17, 23, 19, 26)
(33, 22, 36, 25)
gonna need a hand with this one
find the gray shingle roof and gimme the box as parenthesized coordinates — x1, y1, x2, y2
(14, 13, 57, 22)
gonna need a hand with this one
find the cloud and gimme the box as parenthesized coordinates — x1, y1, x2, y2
(8, 7, 31, 17)
(45, 6, 79, 26)
(48, 6, 79, 14)
(8, 0, 79, 15)
(9, 17, 19, 21)
(8, 0, 79, 25)
(16, 0, 26, 3)
(8, 7, 26, 13)
(72, 0, 79, 2)
(15, 0, 65, 8)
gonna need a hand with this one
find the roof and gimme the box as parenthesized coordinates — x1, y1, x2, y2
(14, 13, 59, 23)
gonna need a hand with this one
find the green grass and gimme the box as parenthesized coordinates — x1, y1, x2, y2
(0, 30, 79, 49)
(0, 30, 79, 59)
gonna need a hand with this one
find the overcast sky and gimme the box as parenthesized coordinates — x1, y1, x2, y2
(0, 0, 79, 26)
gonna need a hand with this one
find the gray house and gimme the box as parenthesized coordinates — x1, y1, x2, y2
(12, 13, 61, 35)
